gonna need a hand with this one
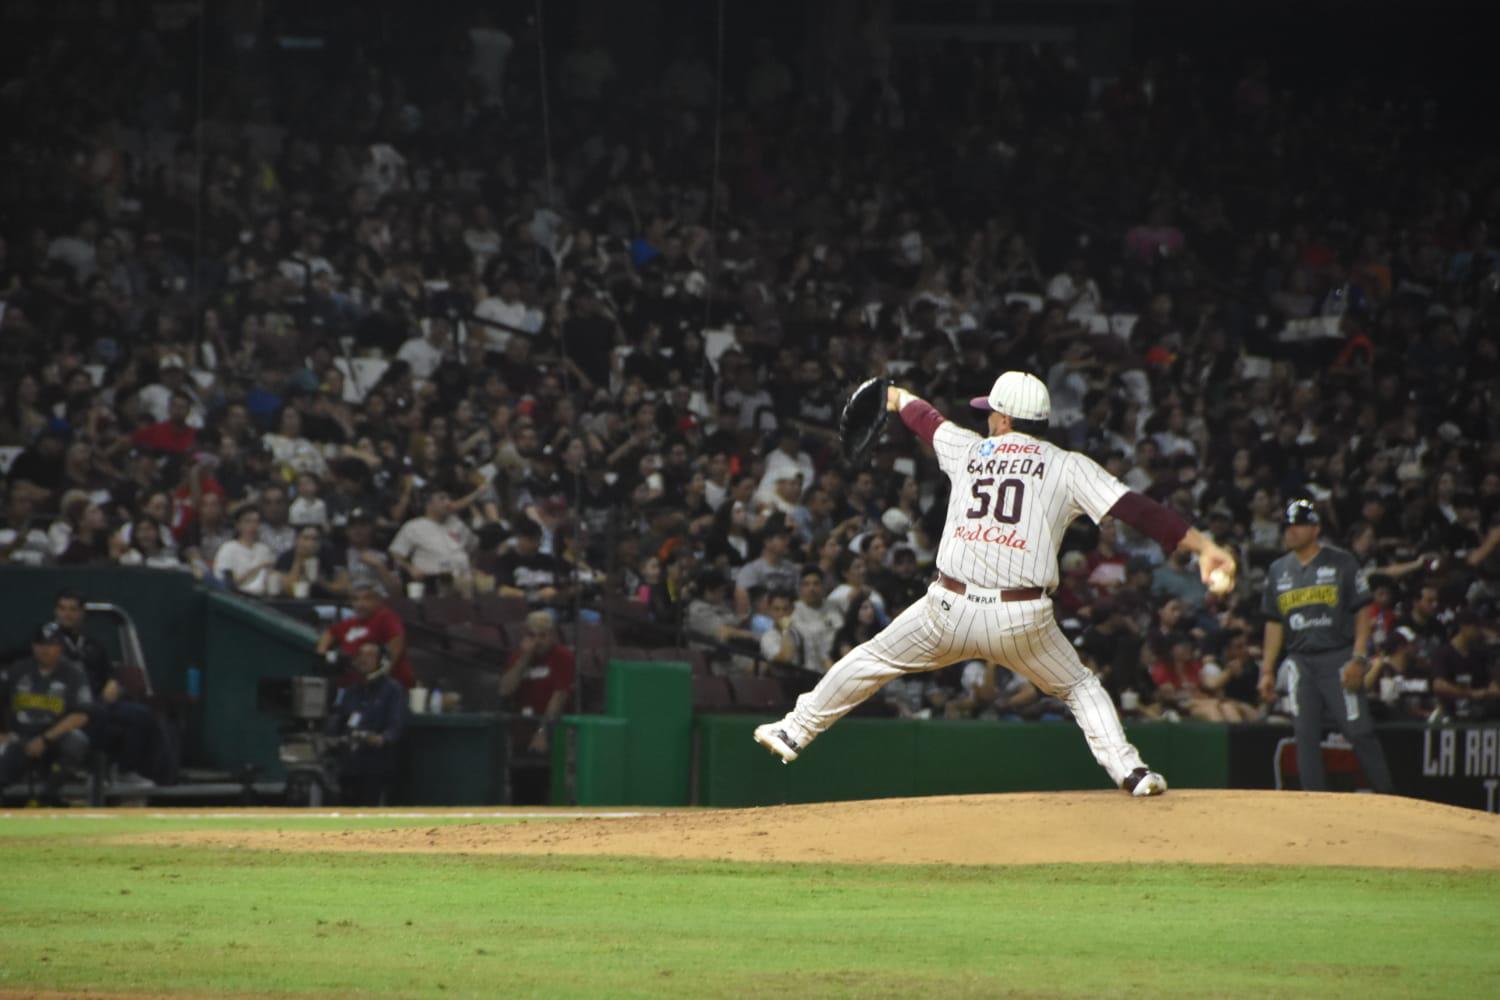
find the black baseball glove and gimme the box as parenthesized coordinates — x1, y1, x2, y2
(838, 376, 890, 466)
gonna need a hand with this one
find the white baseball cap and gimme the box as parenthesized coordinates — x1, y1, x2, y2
(970, 371, 1051, 421)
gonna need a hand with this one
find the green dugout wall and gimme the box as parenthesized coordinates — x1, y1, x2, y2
(693, 715, 1230, 807)
(0, 567, 204, 694)
(0, 569, 316, 777)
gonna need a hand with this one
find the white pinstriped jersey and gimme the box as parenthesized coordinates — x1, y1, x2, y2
(930, 423, 1128, 592)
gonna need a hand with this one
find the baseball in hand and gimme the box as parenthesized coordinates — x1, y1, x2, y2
(1208, 568, 1234, 595)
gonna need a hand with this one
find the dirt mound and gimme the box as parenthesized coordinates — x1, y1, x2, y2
(130, 791, 1500, 868)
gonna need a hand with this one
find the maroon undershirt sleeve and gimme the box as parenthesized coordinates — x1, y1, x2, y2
(898, 399, 946, 446)
(1108, 490, 1190, 553)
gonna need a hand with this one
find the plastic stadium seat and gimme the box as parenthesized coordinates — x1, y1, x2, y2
(423, 596, 473, 626)
(448, 623, 505, 662)
(572, 620, 611, 651)
(385, 595, 423, 624)
(646, 646, 710, 676)
(500, 619, 530, 650)
(692, 675, 735, 712)
(729, 675, 786, 712)
(474, 595, 531, 624)
(576, 647, 607, 677)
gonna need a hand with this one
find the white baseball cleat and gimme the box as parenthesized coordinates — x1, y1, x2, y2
(753, 723, 802, 764)
(1123, 767, 1167, 797)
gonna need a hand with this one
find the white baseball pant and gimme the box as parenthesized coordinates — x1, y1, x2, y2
(781, 581, 1148, 786)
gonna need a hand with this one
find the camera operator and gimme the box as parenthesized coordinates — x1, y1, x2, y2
(325, 641, 407, 806)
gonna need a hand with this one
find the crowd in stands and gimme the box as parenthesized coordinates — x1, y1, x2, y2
(3, 5, 1497, 728)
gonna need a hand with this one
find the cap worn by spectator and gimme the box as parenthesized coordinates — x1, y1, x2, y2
(881, 508, 912, 535)
(1381, 626, 1417, 655)
(33, 621, 65, 645)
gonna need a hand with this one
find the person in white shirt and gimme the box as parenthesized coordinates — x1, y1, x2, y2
(790, 568, 842, 674)
(388, 491, 475, 595)
(395, 320, 451, 381)
(474, 277, 543, 352)
(288, 473, 330, 528)
(213, 507, 279, 595)
(1045, 255, 1103, 319)
(754, 428, 816, 506)
(137, 355, 203, 426)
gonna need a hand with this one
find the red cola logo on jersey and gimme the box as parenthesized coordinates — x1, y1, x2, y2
(951, 523, 1029, 549)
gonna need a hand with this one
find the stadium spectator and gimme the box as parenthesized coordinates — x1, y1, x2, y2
(485, 518, 572, 608)
(316, 583, 414, 689)
(499, 611, 575, 804)
(733, 515, 800, 618)
(331, 508, 401, 596)
(388, 490, 475, 597)
(275, 524, 345, 598)
(1430, 611, 1499, 721)
(1365, 626, 1434, 721)
(213, 507, 279, 596)
(789, 567, 839, 675)
(684, 570, 759, 674)
(129, 391, 197, 455)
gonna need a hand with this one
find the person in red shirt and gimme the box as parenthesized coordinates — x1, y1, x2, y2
(1083, 518, 1129, 589)
(315, 583, 414, 688)
(499, 611, 575, 755)
(168, 455, 226, 543)
(1149, 636, 1212, 720)
(130, 392, 198, 455)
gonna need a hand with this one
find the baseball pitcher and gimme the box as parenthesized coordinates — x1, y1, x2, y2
(755, 371, 1237, 796)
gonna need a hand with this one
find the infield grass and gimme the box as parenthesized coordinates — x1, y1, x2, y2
(1, 813, 1496, 998)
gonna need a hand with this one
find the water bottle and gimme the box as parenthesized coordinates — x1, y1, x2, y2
(186, 667, 202, 700)
(428, 684, 443, 715)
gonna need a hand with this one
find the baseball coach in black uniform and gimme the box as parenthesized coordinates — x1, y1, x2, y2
(1259, 499, 1394, 793)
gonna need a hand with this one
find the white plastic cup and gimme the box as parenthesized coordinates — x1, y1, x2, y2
(292, 580, 311, 598)
(409, 687, 428, 714)
(407, 581, 425, 600)
(1120, 689, 1141, 711)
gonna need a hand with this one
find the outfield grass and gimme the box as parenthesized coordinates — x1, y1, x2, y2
(1, 815, 1497, 998)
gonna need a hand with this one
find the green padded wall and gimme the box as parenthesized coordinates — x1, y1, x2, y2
(394, 714, 508, 805)
(605, 660, 693, 805)
(552, 715, 629, 805)
(200, 591, 320, 776)
(695, 716, 1231, 806)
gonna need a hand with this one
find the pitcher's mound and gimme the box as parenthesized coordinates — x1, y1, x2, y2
(142, 791, 1500, 868)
